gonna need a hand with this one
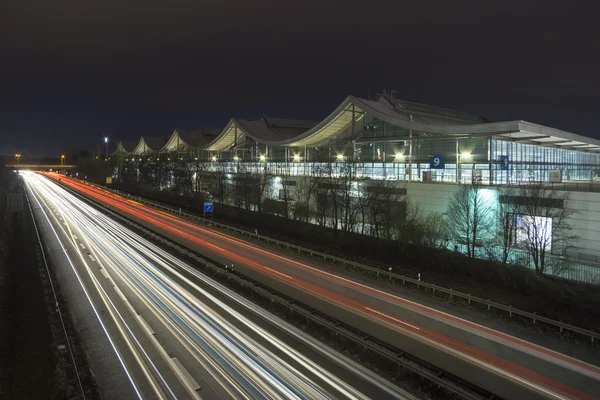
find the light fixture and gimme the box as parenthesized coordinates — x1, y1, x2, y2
(259, 155, 266, 162)
(336, 154, 344, 161)
(211, 156, 217, 162)
(234, 156, 239, 161)
(293, 154, 300, 162)
(395, 153, 404, 160)
(104, 137, 108, 143)
(194, 157, 198, 160)
(461, 152, 471, 159)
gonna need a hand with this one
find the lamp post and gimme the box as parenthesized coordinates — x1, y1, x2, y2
(15, 153, 21, 165)
(61, 154, 65, 166)
(104, 136, 109, 160)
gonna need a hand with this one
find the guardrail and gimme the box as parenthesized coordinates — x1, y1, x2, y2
(94, 183, 600, 344)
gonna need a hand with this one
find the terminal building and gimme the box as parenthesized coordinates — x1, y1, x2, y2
(112, 91, 600, 275)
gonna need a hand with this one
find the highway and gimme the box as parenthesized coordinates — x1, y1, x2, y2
(38, 172, 600, 400)
(24, 171, 414, 400)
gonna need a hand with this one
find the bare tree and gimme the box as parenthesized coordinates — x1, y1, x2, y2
(364, 179, 406, 240)
(512, 182, 578, 274)
(254, 169, 273, 213)
(278, 168, 296, 219)
(293, 172, 322, 223)
(446, 183, 494, 258)
(489, 187, 521, 265)
(399, 204, 447, 249)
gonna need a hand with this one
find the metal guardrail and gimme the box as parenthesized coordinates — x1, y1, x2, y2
(93, 184, 600, 343)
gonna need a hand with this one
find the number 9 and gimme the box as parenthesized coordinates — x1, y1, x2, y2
(433, 157, 440, 166)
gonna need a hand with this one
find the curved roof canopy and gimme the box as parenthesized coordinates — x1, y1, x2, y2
(120, 92, 600, 155)
(112, 139, 137, 155)
(131, 135, 169, 154)
(162, 128, 220, 152)
(272, 95, 600, 153)
(204, 116, 317, 151)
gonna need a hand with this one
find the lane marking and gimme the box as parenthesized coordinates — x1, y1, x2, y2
(364, 307, 421, 331)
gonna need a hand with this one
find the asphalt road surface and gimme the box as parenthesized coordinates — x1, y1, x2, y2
(40, 172, 600, 400)
(24, 172, 414, 400)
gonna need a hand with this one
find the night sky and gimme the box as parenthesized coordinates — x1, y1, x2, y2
(1, 0, 598, 157)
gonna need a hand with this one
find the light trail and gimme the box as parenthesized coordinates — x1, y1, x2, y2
(43, 172, 600, 400)
(24, 172, 410, 400)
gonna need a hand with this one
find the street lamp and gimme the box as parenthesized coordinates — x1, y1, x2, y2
(104, 136, 109, 160)
(15, 153, 21, 165)
(61, 154, 65, 166)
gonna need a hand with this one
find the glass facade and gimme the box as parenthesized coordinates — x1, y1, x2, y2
(122, 110, 600, 187)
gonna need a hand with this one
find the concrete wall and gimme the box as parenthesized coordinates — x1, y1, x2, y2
(401, 182, 600, 262)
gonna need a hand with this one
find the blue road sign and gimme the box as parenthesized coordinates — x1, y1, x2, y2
(500, 155, 509, 170)
(204, 201, 214, 213)
(429, 155, 445, 169)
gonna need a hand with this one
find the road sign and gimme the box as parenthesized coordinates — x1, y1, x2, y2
(500, 155, 509, 170)
(204, 201, 214, 213)
(429, 155, 445, 169)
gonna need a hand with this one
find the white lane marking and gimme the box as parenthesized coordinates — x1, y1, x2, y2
(79, 242, 86, 250)
(364, 307, 421, 331)
(262, 265, 294, 280)
(88, 254, 97, 262)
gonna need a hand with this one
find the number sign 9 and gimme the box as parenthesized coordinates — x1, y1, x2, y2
(429, 155, 445, 169)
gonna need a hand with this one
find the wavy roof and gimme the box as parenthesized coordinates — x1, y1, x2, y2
(131, 135, 169, 154)
(203, 116, 317, 151)
(112, 139, 137, 155)
(162, 128, 220, 152)
(121, 93, 600, 155)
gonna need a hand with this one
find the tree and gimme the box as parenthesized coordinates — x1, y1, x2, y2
(398, 204, 448, 249)
(365, 179, 406, 240)
(489, 187, 521, 265)
(293, 173, 321, 223)
(446, 183, 494, 258)
(512, 182, 578, 274)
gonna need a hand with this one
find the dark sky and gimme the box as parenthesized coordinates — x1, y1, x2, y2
(1, 0, 598, 157)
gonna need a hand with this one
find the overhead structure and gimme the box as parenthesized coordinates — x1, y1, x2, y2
(112, 139, 138, 156)
(131, 135, 170, 155)
(204, 116, 317, 151)
(115, 90, 600, 185)
(161, 128, 221, 153)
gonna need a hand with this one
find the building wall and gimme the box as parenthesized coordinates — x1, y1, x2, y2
(567, 191, 600, 262)
(401, 182, 600, 262)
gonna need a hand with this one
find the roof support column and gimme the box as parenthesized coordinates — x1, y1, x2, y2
(489, 137, 493, 185)
(264, 145, 269, 173)
(304, 145, 308, 176)
(408, 119, 413, 182)
(351, 104, 356, 160)
(456, 139, 460, 184)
